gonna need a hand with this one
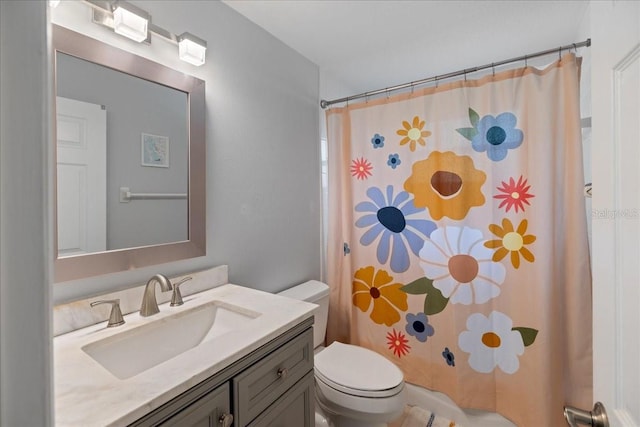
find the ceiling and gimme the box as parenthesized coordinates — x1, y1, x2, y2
(222, 0, 590, 99)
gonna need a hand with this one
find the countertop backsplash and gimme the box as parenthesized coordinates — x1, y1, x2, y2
(53, 265, 228, 336)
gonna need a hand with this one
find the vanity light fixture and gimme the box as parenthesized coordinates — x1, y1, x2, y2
(85, 0, 207, 66)
(178, 33, 207, 67)
(112, 1, 149, 43)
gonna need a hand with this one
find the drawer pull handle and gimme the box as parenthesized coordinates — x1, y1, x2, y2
(277, 367, 288, 379)
(218, 413, 233, 427)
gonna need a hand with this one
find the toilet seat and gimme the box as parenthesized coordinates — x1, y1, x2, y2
(314, 342, 404, 398)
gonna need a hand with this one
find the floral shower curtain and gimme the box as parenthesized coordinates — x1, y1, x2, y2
(326, 54, 592, 427)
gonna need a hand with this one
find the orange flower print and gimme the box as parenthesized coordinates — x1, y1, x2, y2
(350, 157, 373, 180)
(353, 266, 408, 326)
(404, 151, 486, 220)
(494, 176, 535, 213)
(387, 329, 411, 358)
(484, 218, 536, 269)
(397, 115, 431, 152)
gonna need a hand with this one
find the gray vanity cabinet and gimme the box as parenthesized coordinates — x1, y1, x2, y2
(233, 329, 314, 425)
(130, 318, 314, 427)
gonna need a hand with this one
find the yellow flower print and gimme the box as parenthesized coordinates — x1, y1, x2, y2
(397, 115, 431, 151)
(484, 218, 536, 269)
(353, 266, 408, 326)
(404, 151, 486, 220)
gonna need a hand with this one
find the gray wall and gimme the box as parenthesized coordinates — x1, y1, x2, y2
(0, 1, 53, 425)
(52, 0, 322, 302)
(56, 53, 189, 250)
(0, 0, 320, 422)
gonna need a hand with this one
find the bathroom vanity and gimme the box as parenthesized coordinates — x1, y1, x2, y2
(54, 284, 316, 426)
(132, 320, 314, 426)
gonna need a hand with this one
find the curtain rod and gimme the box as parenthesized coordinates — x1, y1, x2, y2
(320, 38, 591, 109)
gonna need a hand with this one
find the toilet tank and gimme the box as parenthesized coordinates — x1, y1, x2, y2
(277, 280, 329, 348)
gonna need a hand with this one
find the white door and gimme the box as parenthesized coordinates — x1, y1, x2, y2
(56, 96, 107, 256)
(591, 1, 640, 426)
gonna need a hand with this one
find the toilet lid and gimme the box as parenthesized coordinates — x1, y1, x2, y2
(314, 342, 404, 398)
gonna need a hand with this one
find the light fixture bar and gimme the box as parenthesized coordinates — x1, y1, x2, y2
(84, 0, 207, 65)
(149, 23, 178, 43)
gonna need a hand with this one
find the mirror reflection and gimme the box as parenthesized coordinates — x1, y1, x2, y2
(53, 24, 206, 283)
(56, 52, 189, 256)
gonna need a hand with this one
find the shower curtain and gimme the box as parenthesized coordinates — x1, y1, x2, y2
(326, 53, 592, 427)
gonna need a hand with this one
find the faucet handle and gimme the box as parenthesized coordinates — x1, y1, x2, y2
(90, 299, 125, 327)
(170, 276, 193, 307)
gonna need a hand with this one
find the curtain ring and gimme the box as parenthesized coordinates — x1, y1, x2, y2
(410, 83, 415, 94)
(559, 47, 562, 60)
(434, 76, 439, 88)
(464, 70, 467, 82)
(365, 93, 369, 104)
(386, 88, 390, 99)
(524, 55, 528, 68)
(492, 63, 495, 76)
(573, 43, 577, 54)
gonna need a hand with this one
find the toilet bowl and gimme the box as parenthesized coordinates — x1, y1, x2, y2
(278, 281, 406, 427)
(315, 341, 406, 427)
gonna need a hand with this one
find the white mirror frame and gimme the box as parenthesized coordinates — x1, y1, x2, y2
(52, 25, 206, 283)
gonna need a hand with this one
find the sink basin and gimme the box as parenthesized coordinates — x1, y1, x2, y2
(82, 301, 261, 379)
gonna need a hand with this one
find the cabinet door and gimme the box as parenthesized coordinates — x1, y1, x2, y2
(247, 371, 314, 427)
(159, 382, 232, 427)
(234, 328, 313, 426)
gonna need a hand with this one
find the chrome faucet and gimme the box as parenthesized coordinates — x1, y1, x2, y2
(140, 274, 172, 317)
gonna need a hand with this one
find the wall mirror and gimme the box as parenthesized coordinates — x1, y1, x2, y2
(53, 25, 206, 283)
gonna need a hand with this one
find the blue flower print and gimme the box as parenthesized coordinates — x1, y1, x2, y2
(355, 185, 436, 273)
(405, 312, 434, 342)
(343, 242, 350, 256)
(471, 112, 523, 161)
(387, 153, 401, 169)
(371, 133, 385, 149)
(442, 347, 455, 366)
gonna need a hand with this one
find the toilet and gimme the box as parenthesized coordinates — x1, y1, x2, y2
(278, 280, 406, 427)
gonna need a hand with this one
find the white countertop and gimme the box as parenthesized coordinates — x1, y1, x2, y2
(54, 284, 316, 427)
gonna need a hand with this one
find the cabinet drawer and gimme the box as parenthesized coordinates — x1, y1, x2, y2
(159, 382, 231, 427)
(234, 328, 313, 426)
(247, 371, 314, 427)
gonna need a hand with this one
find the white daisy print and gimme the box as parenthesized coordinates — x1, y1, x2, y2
(418, 226, 506, 305)
(458, 311, 525, 374)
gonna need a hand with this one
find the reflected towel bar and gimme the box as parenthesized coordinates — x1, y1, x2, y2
(119, 186, 187, 203)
